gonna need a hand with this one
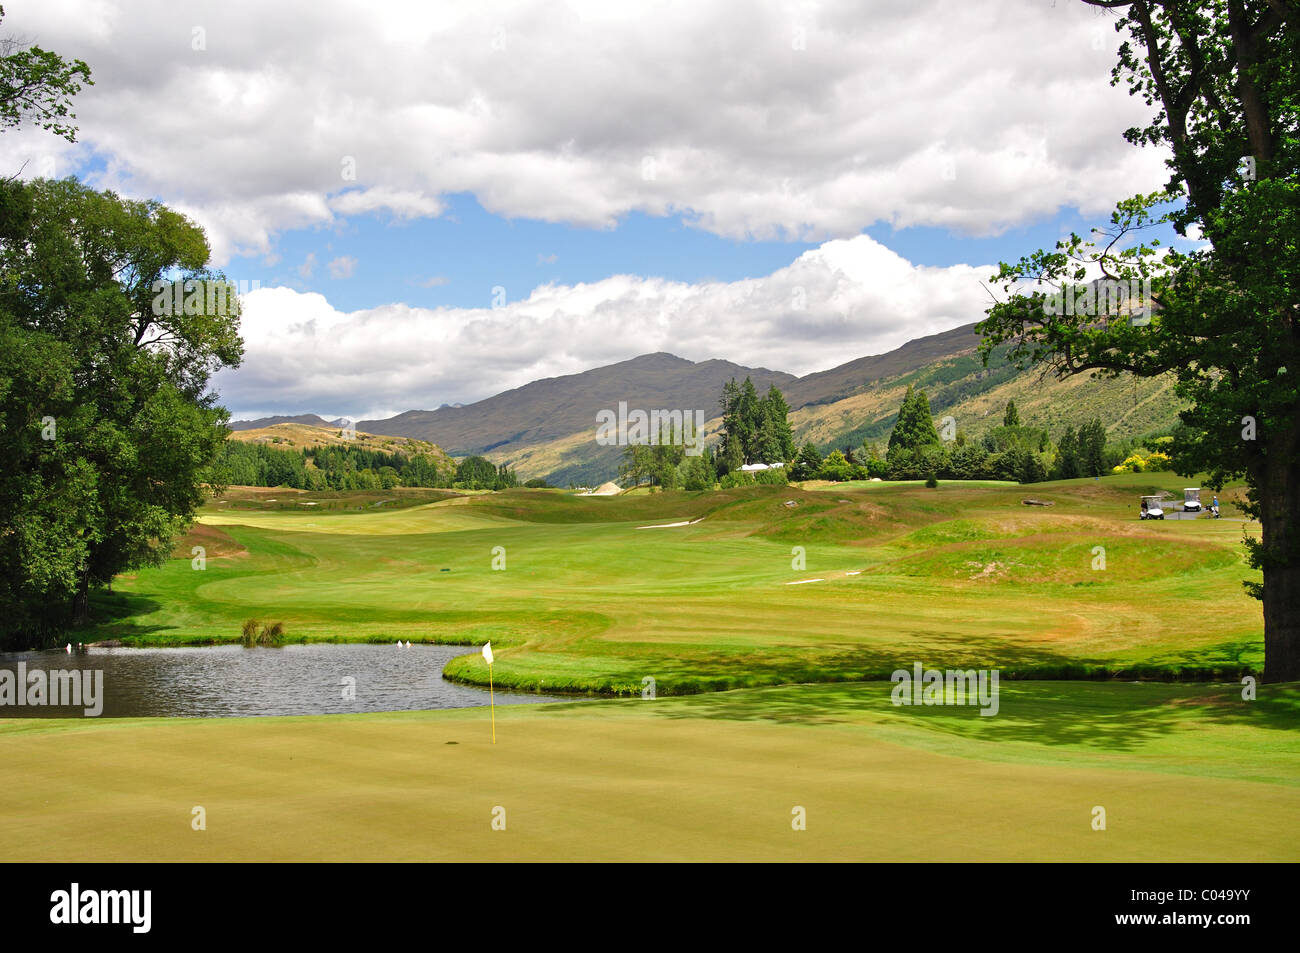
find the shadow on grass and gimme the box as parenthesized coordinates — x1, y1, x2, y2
(627, 675, 1300, 754)
(81, 590, 173, 643)
(503, 630, 1262, 694)
(527, 632, 1293, 754)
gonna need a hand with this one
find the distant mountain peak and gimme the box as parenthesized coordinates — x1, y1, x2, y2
(229, 413, 333, 432)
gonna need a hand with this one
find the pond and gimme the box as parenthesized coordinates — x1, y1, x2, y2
(0, 644, 558, 718)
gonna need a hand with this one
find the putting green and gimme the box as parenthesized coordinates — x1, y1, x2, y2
(2, 681, 1296, 861)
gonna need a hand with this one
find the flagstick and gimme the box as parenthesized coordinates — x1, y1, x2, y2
(489, 662, 496, 744)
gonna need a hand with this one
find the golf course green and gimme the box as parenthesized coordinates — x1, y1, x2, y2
(4, 474, 1296, 861)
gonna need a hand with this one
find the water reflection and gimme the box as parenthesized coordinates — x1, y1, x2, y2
(0, 644, 556, 718)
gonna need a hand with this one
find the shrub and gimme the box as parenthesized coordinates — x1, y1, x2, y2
(816, 450, 853, 482)
(752, 467, 789, 485)
(925, 475, 938, 488)
(678, 456, 715, 491)
(1112, 449, 1171, 474)
(241, 619, 286, 646)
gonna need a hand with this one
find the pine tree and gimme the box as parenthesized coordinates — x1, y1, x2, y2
(887, 386, 941, 455)
(1054, 426, 1080, 480)
(789, 442, 823, 481)
(756, 384, 795, 464)
(1078, 419, 1107, 477)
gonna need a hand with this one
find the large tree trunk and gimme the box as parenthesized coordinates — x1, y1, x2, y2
(72, 566, 90, 627)
(1260, 429, 1300, 682)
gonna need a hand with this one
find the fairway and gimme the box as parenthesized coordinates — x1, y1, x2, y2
(95, 475, 1265, 693)
(2, 681, 1296, 861)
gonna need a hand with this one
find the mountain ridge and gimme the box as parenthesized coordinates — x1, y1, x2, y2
(228, 321, 1185, 485)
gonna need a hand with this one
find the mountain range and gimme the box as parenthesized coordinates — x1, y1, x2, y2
(231, 321, 1185, 486)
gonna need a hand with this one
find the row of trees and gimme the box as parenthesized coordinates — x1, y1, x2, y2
(454, 455, 519, 491)
(716, 377, 796, 471)
(205, 440, 518, 491)
(619, 378, 799, 489)
(619, 433, 717, 490)
(624, 380, 1132, 489)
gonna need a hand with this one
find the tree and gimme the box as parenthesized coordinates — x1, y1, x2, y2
(0, 6, 93, 144)
(978, 1, 1300, 679)
(678, 455, 714, 491)
(0, 178, 243, 641)
(817, 449, 853, 482)
(1017, 450, 1047, 485)
(1077, 419, 1108, 478)
(756, 384, 796, 464)
(455, 455, 497, 489)
(719, 378, 795, 468)
(619, 443, 653, 487)
(887, 385, 941, 457)
(949, 442, 992, 480)
(788, 442, 823, 481)
(1054, 426, 1081, 480)
(494, 462, 518, 490)
(1003, 401, 1020, 427)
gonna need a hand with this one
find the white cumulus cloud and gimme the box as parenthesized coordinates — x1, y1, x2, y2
(217, 233, 993, 419)
(1, 0, 1170, 263)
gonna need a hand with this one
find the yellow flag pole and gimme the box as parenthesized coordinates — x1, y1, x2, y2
(489, 662, 496, 744)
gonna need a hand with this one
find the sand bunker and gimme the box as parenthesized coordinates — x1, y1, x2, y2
(577, 481, 622, 496)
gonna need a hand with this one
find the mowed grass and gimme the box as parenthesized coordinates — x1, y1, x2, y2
(89, 475, 1265, 694)
(2, 680, 1297, 861)
(13, 476, 1297, 862)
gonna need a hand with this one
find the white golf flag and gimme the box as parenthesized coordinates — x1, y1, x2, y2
(482, 642, 494, 665)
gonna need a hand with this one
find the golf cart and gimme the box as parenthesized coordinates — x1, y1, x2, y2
(1139, 495, 1165, 520)
(1183, 487, 1202, 513)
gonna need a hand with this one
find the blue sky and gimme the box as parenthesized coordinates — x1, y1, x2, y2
(241, 194, 1167, 315)
(249, 194, 823, 312)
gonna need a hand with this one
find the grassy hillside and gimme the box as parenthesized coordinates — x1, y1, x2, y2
(793, 347, 1183, 452)
(782, 322, 985, 408)
(229, 422, 456, 472)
